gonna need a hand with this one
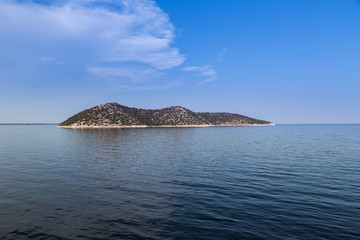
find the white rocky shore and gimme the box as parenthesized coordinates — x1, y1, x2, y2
(57, 123, 275, 129)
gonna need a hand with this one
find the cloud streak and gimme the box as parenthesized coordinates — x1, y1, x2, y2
(88, 67, 163, 83)
(88, 66, 183, 91)
(183, 65, 217, 85)
(0, 0, 185, 86)
(217, 48, 227, 61)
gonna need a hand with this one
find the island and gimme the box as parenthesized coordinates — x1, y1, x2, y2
(58, 103, 275, 128)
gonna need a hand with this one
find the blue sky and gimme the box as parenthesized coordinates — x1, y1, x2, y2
(0, 0, 359, 124)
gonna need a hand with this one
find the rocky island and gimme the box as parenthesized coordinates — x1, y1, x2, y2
(58, 103, 274, 128)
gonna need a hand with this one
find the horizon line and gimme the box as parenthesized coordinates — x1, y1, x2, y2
(0, 123, 359, 126)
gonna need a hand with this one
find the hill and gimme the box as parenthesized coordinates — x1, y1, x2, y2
(58, 103, 274, 128)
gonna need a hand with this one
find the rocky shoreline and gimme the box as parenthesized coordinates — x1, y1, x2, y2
(57, 123, 275, 129)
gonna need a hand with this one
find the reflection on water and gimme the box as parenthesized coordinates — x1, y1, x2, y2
(0, 125, 360, 239)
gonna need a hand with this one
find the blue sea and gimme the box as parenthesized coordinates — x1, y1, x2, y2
(0, 124, 359, 239)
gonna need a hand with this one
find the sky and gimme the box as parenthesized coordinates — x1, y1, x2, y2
(0, 0, 359, 124)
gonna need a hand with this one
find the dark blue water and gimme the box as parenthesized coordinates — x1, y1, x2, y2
(0, 125, 359, 239)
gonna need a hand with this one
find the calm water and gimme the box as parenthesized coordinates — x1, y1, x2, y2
(0, 124, 359, 239)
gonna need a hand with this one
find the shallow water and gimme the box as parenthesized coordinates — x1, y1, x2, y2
(0, 124, 359, 239)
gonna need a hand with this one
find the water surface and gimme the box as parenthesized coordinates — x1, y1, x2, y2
(0, 124, 359, 239)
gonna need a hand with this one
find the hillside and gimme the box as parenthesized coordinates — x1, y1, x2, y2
(58, 103, 274, 128)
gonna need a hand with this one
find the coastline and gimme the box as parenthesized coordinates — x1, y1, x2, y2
(57, 123, 275, 129)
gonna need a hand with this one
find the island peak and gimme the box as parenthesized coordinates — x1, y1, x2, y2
(58, 103, 274, 128)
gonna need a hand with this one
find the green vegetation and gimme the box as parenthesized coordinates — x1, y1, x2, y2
(197, 112, 270, 125)
(58, 103, 273, 127)
(58, 109, 90, 126)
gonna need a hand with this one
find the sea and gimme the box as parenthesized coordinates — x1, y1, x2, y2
(0, 124, 359, 240)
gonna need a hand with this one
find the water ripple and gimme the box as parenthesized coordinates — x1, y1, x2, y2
(0, 125, 359, 239)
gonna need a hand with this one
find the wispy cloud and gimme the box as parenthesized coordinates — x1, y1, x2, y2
(198, 76, 217, 85)
(217, 48, 227, 61)
(1, 0, 185, 69)
(115, 80, 183, 91)
(87, 66, 184, 91)
(40, 55, 64, 64)
(0, 0, 185, 89)
(183, 65, 217, 85)
(88, 67, 163, 83)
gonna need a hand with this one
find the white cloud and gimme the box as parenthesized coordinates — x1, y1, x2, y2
(88, 66, 183, 91)
(40, 55, 64, 64)
(41, 56, 57, 61)
(116, 81, 183, 91)
(88, 67, 163, 83)
(217, 48, 227, 61)
(198, 76, 216, 85)
(0, 0, 185, 70)
(1, 0, 221, 91)
(183, 65, 217, 84)
(183, 66, 204, 71)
